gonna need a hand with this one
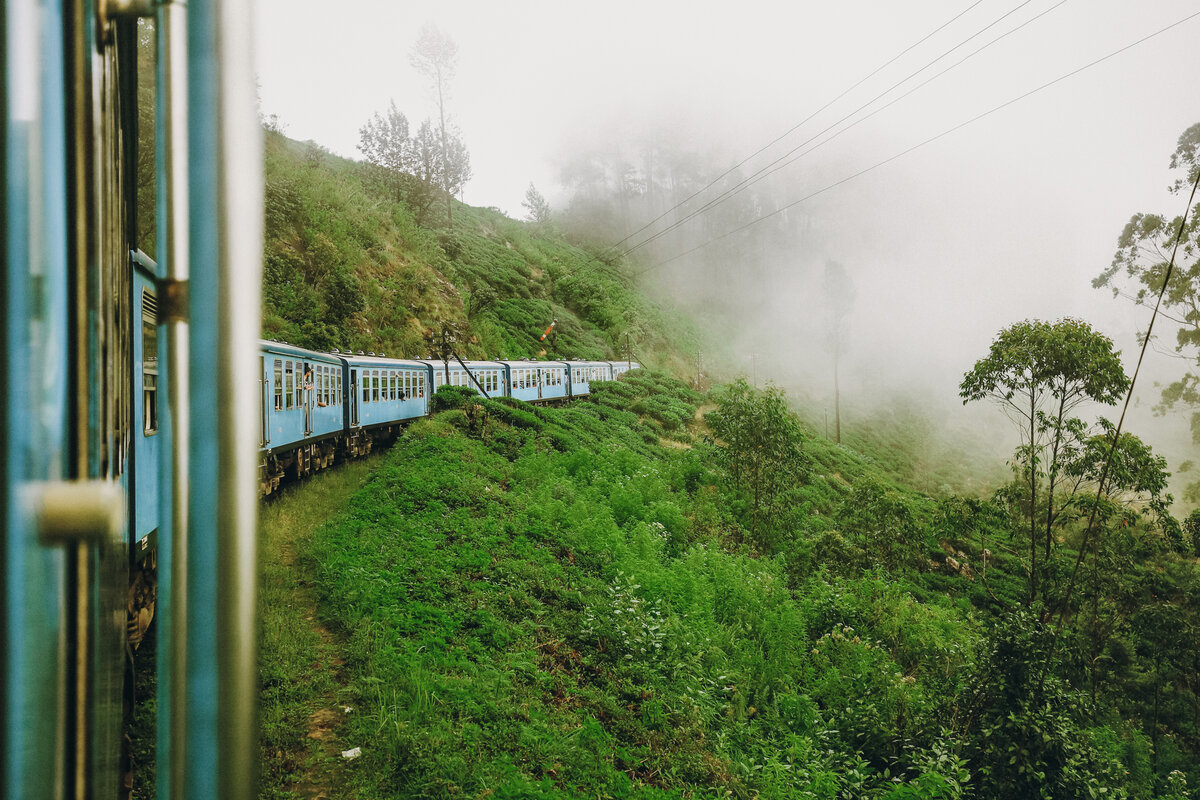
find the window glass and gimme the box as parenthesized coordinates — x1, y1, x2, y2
(374, 371, 381, 402)
(285, 361, 294, 408)
(362, 372, 369, 403)
(274, 360, 283, 410)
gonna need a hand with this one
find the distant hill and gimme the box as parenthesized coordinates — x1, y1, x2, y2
(262, 130, 697, 373)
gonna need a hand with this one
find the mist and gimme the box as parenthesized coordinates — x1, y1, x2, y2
(255, 0, 1200, 504)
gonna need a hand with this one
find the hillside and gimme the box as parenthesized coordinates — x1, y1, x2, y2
(263, 130, 696, 372)
(252, 133, 1200, 800)
(259, 369, 1200, 799)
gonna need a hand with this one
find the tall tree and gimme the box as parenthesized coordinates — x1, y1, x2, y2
(522, 183, 552, 226)
(357, 101, 413, 204)
(705, 379, 808, 548)
(411, 24, 462, 226)
(960, 318, 1130, 605)
(1094, 121, 1200, 498)
(822, 261, 855, 444)
(357, 104, 468, 226)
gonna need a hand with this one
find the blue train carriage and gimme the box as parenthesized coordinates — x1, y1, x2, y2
(609, 360, 640, 379)
(130, 253, 162, 645)
(425, 359, 507, 398)
(258, 342, 346, 494)
(503, 360, 569, 403)
(567, 359, 616, 397)
(340, 353, 431, 453)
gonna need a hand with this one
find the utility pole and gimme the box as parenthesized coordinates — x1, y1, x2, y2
(695, 350, 702, 390)
(834, 340, 841, 444)
(440, 327, 456, 387)
(625, 333, 632, 369)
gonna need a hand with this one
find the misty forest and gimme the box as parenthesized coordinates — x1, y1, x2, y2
(140, 12, 1200, 800)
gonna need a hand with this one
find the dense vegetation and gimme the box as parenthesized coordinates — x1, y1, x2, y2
(250, 121, 1200, 799)
(260, 369, 1200, 799)
(262, 129, 696, 374)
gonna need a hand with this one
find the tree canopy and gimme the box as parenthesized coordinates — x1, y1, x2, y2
(1094, 122, 1200, 439)
(961, 318, 1131, 604)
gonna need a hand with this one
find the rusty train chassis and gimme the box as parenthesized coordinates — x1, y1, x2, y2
(258, 424, 404, 497)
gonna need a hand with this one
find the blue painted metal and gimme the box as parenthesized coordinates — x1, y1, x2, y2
(260, 342, 345, 451)
(2, 0, 72, 795)
(504, 360, 569, 403)
(133, 258, 161, 554)
(341, 355, 430, 427)
(183, 0, 221, 794)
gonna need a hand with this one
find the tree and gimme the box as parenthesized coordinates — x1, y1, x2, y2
(522, 183, 552, 226)
(357, 103, 469, 226)
(705, 380, 808, 548)
(822, 261, 855, 444)
(411, 24, 463, 226)
(1095, 121, 1200, 501)
(960, 319, 1130, 605)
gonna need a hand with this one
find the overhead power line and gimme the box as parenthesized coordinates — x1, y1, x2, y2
(634, 9, 1200, 278)
(629, 0, 1069, 247)
(604, 0, 989, 254)
(621, 0, 1060, 259)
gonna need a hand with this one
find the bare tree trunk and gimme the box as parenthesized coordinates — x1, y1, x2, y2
(435, 66, 452, 227)
(834, 339, 841, 445)
(1029, 393, 1038, 606)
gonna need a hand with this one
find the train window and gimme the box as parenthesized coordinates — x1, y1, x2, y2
(336, 372, 341, 405)
(373, 371, 380, 402)
(404, 372, 410, 399)
(141, 289, 159, 433)
(274, 361, 283, 410)
(284, 361, 294, 408)
(362, 372, 369, 403)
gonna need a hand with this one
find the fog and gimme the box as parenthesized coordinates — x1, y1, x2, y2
(256, 0, 1200, 503)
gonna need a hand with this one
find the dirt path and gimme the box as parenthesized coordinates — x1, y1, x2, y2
(259, 456, 381, 800)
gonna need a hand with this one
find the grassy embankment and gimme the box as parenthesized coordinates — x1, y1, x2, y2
(257, 372, 1062, 800)
(262, 130, 696, 374)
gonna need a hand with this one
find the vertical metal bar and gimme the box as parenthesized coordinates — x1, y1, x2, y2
(186, 0, 261, 797)
(155, 2, 190, 799)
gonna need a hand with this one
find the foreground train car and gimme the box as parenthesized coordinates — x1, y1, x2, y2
(3, 1, 261, 798)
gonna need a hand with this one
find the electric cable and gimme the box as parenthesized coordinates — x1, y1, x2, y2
(633, 10, 1200, 278)
(620, 0, 1052, 258)
(634, 0, 1069, 239)
(604, 0, 988, 255)
(1053, 163, 1200, 627)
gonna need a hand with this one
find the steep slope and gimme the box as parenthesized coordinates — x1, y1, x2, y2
(262, 131, 696, 372)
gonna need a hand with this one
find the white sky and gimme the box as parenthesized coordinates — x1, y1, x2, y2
(255, 0, 1200, 485)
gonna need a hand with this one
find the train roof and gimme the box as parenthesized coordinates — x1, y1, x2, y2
(338, 353, 431, 368)
(259, 340, 343, 362)
(414, 359, 507, 369)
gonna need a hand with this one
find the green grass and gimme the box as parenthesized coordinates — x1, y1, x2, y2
(258, 454, 385, 800)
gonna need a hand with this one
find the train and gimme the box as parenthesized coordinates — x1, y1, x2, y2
(2, 3, 640, 798)
(4, 2, 264, 797)
(255, 343, 637, 495)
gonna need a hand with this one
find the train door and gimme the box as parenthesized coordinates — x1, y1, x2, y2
(260, 356, 269, 446)
(302, 363, 313, 435)
(350, 369, 360, 426)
